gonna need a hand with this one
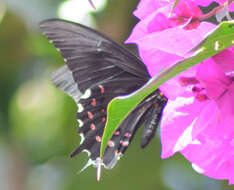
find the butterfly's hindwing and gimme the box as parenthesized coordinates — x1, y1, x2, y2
(40, 19, 168, 171)
(140, 92, 168, 148)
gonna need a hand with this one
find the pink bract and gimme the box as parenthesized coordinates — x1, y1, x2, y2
(161, 58, 234, 185)
(127, 0, 234, 185)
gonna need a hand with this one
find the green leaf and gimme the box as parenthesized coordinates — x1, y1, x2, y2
(100, 20, 234, 158)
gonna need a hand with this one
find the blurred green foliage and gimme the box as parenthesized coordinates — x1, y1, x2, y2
(9, 78, 78, 162)
(0, 1, 234, 190)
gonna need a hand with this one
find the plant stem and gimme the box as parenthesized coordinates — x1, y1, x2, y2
(199, 0, 234, 21)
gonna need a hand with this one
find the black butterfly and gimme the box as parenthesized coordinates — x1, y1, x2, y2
(40, 19, 168, 177)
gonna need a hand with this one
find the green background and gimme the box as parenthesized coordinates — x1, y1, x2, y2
(0, 0, 233, 189)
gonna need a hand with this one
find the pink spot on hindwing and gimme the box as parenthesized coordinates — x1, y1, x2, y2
(120, 140, 129, 147)
(99, 85, 105, 94)
(91, 98, 96, 106)
(90, 123, 96, 130)
(96, 136, 102, 142)
(108, 140, 115, 147)
(124, 132, 132, 137)
(102, 117, 106, 122)
(88, 111, 93, 119)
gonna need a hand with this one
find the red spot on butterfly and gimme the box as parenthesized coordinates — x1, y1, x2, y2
(96, 136, 102, 142)
(99, 85, 105, 94)
(102, 117, 106, 122)
(124, 132, 132, 137)
(87, 111, 93, 119)
(91, 98, 96, 106)
(101, 109, 105, 113)
(154, 103, 159, 107)
(90, 123, 96, 130)
(108, 140, 115, 147)
(114, 131, 120, 135)
(122, 141, 129, 147)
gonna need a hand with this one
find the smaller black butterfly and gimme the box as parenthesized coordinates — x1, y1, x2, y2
(40, 19, 168, 178)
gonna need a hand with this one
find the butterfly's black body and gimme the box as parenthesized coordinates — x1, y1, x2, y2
(40, 19, 167, 171)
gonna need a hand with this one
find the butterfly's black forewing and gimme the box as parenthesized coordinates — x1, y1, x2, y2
(40, 19, 167, 170)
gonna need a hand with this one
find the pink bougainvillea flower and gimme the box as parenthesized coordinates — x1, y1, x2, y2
(133, 0, 169, 19)
(127, 0, 234, 185)
(161, 53, 234, 185)
(126, 0, 207, 77)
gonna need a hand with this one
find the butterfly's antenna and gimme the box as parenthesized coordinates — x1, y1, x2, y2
(96, 158, 102, 181)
